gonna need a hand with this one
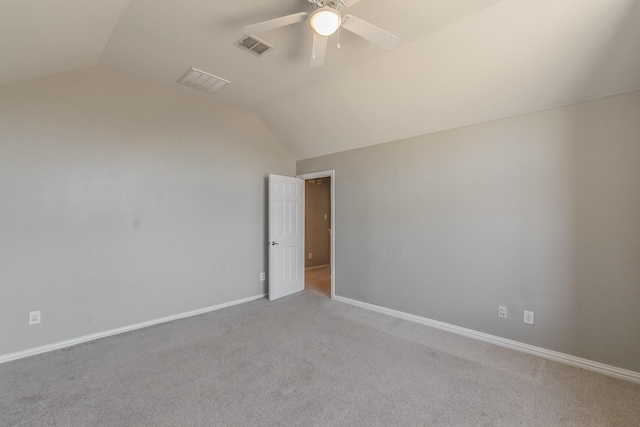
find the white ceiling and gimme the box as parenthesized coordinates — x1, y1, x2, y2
(2, 0, 639, 159)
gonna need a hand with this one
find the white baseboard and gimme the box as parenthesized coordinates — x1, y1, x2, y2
(0, 293, 266, 365)
(333, 295, 640, 384)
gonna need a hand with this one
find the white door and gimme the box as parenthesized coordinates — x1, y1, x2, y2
(268, 174, 304, 300)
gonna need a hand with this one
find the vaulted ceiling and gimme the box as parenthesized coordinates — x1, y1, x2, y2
(2, 0, 639, 159)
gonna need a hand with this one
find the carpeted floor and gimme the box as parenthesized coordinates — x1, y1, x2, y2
(1, 291, 639, 426)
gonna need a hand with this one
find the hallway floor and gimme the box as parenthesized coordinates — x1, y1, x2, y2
(305, 265, 331, 298)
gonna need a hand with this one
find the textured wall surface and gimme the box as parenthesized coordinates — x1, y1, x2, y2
(0, 67, 295, 356)
(298, 91, 640, 372)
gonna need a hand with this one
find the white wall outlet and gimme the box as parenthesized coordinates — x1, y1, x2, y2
(260, 272, 265, 281)
(524, 310, 534, 325)
(498, 306, 507, 318)
(308, 252, 312, 259)
(29, 311, 41, 325)
(324, 214, 328, 220)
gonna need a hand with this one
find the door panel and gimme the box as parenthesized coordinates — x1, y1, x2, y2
(269, 174, 304, 300)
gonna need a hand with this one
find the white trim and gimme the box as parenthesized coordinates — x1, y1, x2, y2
(297, 170, 336, 299)
(0, 293, 266, 365)
(333, 295, 640, 384)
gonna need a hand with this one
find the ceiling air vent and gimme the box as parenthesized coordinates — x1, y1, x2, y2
(177, 68, 230, 94)
(235, 35, 273, 56)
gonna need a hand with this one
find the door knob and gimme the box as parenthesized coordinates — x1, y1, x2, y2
(270, 241, 279, 246)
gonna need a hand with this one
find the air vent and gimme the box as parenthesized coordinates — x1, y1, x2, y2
(177, 68, 230, 94)
(235, 35, 274, 56)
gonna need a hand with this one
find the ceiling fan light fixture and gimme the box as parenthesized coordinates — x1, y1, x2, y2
(310, 7, 341, 36)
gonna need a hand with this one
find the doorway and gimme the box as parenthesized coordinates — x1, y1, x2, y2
(298, 171, 335, 298)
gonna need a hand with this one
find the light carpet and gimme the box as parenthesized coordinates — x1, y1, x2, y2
(1, 291, 639, 426)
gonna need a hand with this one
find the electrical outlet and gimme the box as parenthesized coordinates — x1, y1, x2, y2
(29, 311, 41, 325)
(498, 306, 507, 318)
(524, 310, 534, 325)
(260, 272, 265, 281)
(308, 252, 312, 259)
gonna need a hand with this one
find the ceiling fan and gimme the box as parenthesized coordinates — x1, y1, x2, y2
(243, 0, 399, 67)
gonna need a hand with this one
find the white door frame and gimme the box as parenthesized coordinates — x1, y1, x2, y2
(297, 170, 335, 299)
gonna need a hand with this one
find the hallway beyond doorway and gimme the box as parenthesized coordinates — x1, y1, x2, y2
(305, 265, 330, 298)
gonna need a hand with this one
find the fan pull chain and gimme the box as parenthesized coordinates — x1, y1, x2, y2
(337, 27, 341, 49)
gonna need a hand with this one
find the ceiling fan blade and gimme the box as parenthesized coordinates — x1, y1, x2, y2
(341, 0, 364, 6)
(244, 12, 309, 34)
(310, 32, 328, 68)
(341, 14, 399, 50)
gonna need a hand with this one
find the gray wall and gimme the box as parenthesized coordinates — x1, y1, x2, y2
(305, 178, 331, 268)
(0, 67, 295, 356)
(297, 90, 640, 373)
